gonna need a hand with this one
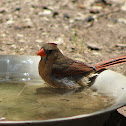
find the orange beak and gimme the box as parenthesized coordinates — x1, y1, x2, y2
(37, 48, 47, 57)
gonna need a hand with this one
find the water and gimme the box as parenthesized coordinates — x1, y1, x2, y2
(0, 82, 114, 121)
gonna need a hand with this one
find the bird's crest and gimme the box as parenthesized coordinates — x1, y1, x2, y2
(49, 43, 57, 46)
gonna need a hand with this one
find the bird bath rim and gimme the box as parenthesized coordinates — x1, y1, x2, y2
(0, 55, 126, 125)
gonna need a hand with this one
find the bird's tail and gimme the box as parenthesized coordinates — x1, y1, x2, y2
(94, 55, 126, 71)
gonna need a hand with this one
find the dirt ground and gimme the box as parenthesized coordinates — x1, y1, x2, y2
(0, 0, 126, 125)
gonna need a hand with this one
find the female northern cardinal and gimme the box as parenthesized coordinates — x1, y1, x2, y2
(37, 43, 126, 89)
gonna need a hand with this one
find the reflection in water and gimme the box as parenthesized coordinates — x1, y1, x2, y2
(0, 82, 114, 121)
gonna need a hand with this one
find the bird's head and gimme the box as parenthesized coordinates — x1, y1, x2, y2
(37, 43, 62, 60)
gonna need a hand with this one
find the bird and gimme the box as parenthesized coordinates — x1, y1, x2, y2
(37, 43, 126, 89)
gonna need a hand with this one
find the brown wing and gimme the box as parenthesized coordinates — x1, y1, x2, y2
(52, 60, 94, 77)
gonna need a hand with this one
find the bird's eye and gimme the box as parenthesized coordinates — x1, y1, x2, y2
(48, 50, 52, 54)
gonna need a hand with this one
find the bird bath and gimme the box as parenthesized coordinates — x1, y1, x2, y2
(0, 55, 126, 126)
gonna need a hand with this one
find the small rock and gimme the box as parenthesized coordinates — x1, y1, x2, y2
(23, 18, 34, 28)
(17, 34, 24, 37)
(41, 17, 50, 21)
(78, 4, 85, 9)
(36, 39, 43, 43)
(19, 39, 25, 43)
(39, 27, 43, 30)
(84, 0, 95, 9)
(92, 52, 101, 56)
(94, 0, 111, 7)
(90, 9, 100, 14)
(0, 8, 6, 13)
(121, 2, 126, 11)
(37, 45, 41, 49)
(72, 0, 77, 3)
(64, 13, 70, 19)
(15, 7, 21, 11)
(42, 10, 52, 15)
(10, 44, 16, 49)
(22, 25, 33, 28)
(1, 46, 6, 51)
(69, 19, 74, 24)
(7, 19, 15, 25)
(86, 43, 102, 50)
(92, 6, 102, 10)
(20, 48, 24, 51)
(74, 13, 87, 21)
(42, 6, 49, 10)
(115, 44, 126, 47)
(0, 48, 4, 51)
(74, 17, 83, 21)
(85, 16, 94, 22)
(91, 6, 102, 11)
(1, 33, 6, 37)
(64, 25, 69, 29)
(53, 11, 59, 18)
(24, 18, 31, 22)
(38, 12, 43, 16)
(117, 18, 126, 25)
(41, 32, 47, 35)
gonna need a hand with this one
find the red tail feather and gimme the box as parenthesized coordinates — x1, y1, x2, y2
(94, 55, 126, 71)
